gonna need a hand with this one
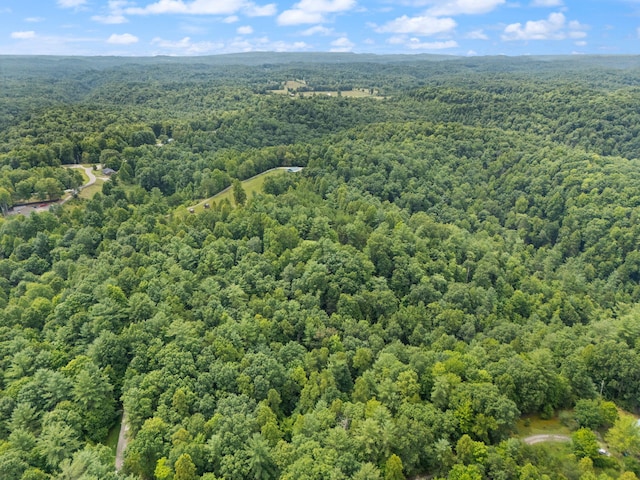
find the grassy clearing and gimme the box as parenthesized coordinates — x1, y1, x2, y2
(315, 89, 382, 98)
(209, 171, 273, 206)
(273, 89, 384, 99)
(270, 80, 383, 99)
(516, 414, 572, 437)
(78, 178, 105, 199)
(180, 168, 297, 217)
(104, 413, 122, 454)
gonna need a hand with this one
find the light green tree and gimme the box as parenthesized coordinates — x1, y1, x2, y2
(605, 414, 640, 456)
(174, 453, 197, 480)
(384, 454, 405, 480)
(155, 457, 174, 480)
(0, 187, 12, 214)
(572, 428, 599, 459)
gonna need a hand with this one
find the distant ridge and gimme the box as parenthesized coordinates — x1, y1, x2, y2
(2, 52, 640, 71)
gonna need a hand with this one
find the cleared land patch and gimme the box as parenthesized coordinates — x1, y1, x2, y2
(270, 79, 382, 99)
(182, 167, 303, 215)
(516, 414, 572, 438)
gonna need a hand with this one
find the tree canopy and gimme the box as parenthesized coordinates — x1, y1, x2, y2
(2, 53, 640, 480)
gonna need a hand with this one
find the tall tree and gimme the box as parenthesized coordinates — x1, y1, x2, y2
(233, 179, 247, 206)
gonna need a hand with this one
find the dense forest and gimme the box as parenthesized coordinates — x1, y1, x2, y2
(2, 53, 640, 480)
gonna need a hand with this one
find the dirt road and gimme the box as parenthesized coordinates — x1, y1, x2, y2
(115, 411, 129, 471)
(523, 434, 571, 445)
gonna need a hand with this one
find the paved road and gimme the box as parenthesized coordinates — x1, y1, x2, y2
(115, 411, 129, 471)
(73, 164, 98, 187)
(523, 434, 571, 445)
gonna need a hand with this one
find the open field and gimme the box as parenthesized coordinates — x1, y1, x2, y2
(310, 89, 382, 98)
(270, 79, 308, 94)
(61, 164, 109, 201)
(104, 413, 122, 455)
(78, 177, 105, 199)
(273, 89, 383, 99)
(516, 414, 572, 438)
(180, 167, 302, 217)
(270, 80, 382, 99)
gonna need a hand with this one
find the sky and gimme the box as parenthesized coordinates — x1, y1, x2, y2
(0, 0, 639, 56)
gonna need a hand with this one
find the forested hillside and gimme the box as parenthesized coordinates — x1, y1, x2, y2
(2, 54, 640, 480)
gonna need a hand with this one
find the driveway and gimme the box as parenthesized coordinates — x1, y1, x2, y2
(523, 434, 571, 445)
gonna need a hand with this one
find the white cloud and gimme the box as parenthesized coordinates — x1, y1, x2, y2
(107, 33, 139, 44)
(266, 40, 310, 51)
(11, 31, 36, 39)
(127, 0, 267, 16)
(93, 14, 129, 23)
(92, 1, 130, 24)
(568, 20, 587, 38)
(467, 49, 477, 55)
(466, 29, 488, 39)
(149, 35, 310, 55)
(388, 35, 408, 45)
(300, 25, 334, 36)
(376, 15, 456, 36)
(1, 34, 102, 55)
(530, 0, 563, 6)
(237, 25, 254, 34)
(278, 0, 356, 26)
(405, 38, 458, 49)
(57, 0, 87, 7)
(244, 3, 277, 16)
(386, 34, 457, 50)
(502, 12, 587, 41)
(228, 36, 310, 52)
(224, 16, 239, 23)
(25, 17, 44, 22)
(278, 10, 325, 25)
(151, 36, 222, 54)
(330, 36, 354, 52)
(575, 40, 586, 46)
(423, 0, 505, 16)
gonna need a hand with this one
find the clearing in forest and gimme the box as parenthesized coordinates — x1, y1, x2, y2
(182, 166, 303, 215)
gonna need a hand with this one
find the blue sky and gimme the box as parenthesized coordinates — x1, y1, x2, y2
(1, 0, 639, 56)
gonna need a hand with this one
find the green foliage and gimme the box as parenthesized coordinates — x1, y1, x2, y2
(231, 178, 247, 206)
(2, 54, 640, 480)
(572, 428, 600, 460)
(385, 454, 405, 480)
(606, 415, 640, 457)
(574, 399, 619, 430)
(174, 453, 196, 480)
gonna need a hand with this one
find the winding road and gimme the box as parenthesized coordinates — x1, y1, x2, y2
(62, 164, 99, 204)
(67, 164, 98, 187)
